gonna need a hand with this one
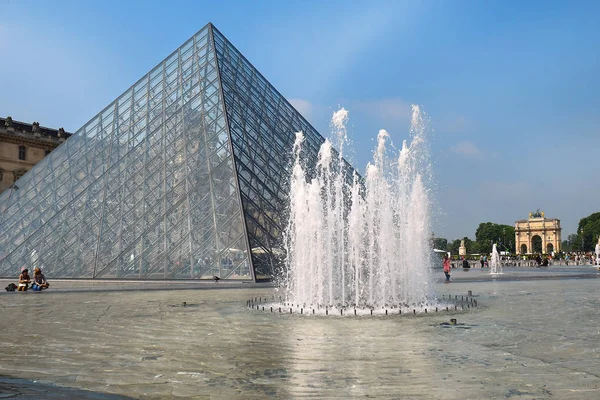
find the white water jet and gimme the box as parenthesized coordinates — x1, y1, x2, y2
(490, 243, 502, 274)
(283, 105, 436, 309)
(595, 239, 600, 266)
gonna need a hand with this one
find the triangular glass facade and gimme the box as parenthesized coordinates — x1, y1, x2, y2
(0, 23, 349, 281)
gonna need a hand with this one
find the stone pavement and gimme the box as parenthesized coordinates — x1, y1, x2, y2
(1, 278, 271, 293)
(0, 267, 598, 399)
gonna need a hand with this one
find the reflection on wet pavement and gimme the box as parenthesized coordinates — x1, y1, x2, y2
(0, 268, 598, 399)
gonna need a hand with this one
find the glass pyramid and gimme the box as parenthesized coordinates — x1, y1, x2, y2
(0, 23, 347, 281)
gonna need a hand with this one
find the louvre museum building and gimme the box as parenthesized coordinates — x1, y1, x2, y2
(0, 23, 337, 282)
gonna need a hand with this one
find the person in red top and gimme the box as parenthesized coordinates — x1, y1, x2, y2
(443, 255, 451, 282)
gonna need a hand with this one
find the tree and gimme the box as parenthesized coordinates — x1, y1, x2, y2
(562, 234, 578, 252)
(469, 240, 483, 254)
(448, 239, 461, 255)
(532, 235, 542, 253)
(574, 212, 600, 251)
(433, 238, 448, 251)
(448, 237, 476, 256)
(474, 222, 515, 254)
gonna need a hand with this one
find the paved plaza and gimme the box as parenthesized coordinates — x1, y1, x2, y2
(1, 266, 599, 399)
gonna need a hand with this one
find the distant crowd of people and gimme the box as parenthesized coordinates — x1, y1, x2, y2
(562, 252, 599, 266)
(446, 251, 599, 269)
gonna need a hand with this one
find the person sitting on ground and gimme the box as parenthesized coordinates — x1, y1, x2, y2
(462, 256, 470, 269)
(32, 267, 49, 291)
(18, 268, 31, 291)
(535, 254, 542, 266)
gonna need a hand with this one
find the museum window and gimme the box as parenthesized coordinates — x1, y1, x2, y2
(18, 146, 26, 160)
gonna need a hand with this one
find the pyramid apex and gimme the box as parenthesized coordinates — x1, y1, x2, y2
(0, 20, 358, 283)
(207, 22, 222, 35)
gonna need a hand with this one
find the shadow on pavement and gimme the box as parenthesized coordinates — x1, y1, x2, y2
(0, 375, 136, 399)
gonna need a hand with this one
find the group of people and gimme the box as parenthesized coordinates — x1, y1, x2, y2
(16, 267, 49, 291)
(564, 252, 599, 266)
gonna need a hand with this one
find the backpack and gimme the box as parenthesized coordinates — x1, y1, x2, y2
(5, 283, 17, 292)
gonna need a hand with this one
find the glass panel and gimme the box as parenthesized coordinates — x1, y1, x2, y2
(212, 26, 357, 279)
(0, 23, 358, 283)
(0, 24, 254, 281)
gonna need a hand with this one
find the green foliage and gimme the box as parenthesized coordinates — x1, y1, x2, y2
(447, 237, 476, 255)
(467, 242, 478, 254)
(562, 234, 578, 252)
(463, 237, 475, 253)
(432, 238, 448, 251)
(573, 212, 600, 251)
(531, 235, 542, 253)
(442, 222, 516, 256)
(448, 239, 461, 255)
(474, 222, 515, 253)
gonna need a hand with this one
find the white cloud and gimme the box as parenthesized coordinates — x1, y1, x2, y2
(352, 98, 412, 122)
(288, 98, 314, 121)
(450, 140, 481, 157)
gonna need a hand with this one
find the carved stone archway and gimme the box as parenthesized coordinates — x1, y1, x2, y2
(515, 210, 562, 254)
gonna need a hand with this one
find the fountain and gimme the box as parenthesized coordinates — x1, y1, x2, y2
(281, 105, 438, 314)
(595, 238, 600, 267)
(490, 243, 502, 274)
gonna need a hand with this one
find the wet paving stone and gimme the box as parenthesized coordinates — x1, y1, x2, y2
(0, 268, 599, 399)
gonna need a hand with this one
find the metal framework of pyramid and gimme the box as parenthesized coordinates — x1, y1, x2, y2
(0, 23, 346, 281)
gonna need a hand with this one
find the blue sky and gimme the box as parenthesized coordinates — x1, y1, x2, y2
(1, 0, 599, 240)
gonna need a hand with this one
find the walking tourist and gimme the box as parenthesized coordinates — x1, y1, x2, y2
(443, 255, 451, 282)
(480, 255, 484, 268)
(32, 268, 49, 291)
(18, 268, 31, 291)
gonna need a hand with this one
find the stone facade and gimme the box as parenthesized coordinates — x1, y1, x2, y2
(515, 211, 562, 254)
(0, 117, 71, 194)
